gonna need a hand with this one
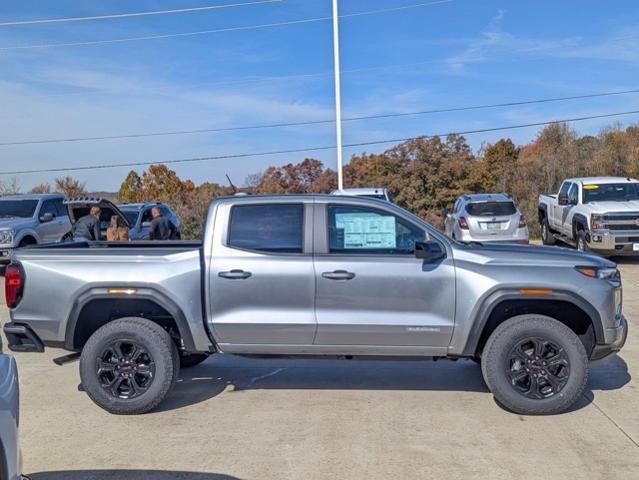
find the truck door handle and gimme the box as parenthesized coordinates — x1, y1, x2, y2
(218, 269, 252, 280)
(322, 270, 356, 280)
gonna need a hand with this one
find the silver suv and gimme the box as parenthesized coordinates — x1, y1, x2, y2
(444, 193, 529, 243)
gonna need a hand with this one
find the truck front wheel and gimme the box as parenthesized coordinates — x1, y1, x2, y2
(481, 315, 588, 415)
(79, 317, 180, 415)
(540, 217, 555, 245)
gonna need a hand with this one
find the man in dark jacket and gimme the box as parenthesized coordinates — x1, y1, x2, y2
(149, 206, 176, 240)
(73, 206, 102, 241)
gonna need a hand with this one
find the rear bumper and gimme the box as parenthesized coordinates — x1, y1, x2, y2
(3, 323, 45, 353)
(590, 315, 628, 361)
(0, 248, 13, 264)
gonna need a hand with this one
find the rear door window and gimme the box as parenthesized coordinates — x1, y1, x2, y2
(465, 202, 517, 216)
(228, 204, 304, 254)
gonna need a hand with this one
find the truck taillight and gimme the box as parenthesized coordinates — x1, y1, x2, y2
(5, 265, 23, 309)
(458, 217, 469, 230)
(518, 215, 528, 228)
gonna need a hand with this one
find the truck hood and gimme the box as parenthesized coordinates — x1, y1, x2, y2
(0, 217, 35, 231)
(454, 242, 615, 268)
(64, 197, 131, 228)
(585, 201, 639, 214)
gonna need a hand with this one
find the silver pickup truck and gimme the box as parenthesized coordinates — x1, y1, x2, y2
(3, 195, 628, 416)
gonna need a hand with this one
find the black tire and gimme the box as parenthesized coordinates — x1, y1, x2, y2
(540, 217, 555, 245)
(79, 317, 180, 415)
(481, 314, 588, 415)
(179, 352, 210, 368)
(576, 230, 588, 252)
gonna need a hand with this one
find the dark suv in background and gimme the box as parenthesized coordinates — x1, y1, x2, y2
(118, 202, 181, 240)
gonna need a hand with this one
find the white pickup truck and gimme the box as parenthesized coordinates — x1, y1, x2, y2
(538, 176, 639, 255)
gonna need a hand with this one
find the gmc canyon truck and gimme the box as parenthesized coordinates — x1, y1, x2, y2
(539, 176, 639, 255)
(4, 195, 628, 416)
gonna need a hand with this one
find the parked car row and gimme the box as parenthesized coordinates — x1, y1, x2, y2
(427, 175, 639, 258)
(0, 194, 181, 264)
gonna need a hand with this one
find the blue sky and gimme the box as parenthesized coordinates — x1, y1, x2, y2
(1, 0, 639, 191)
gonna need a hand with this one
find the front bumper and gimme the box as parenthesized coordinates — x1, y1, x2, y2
(587, 230, 639, 255)
(590, 315, 628, 361)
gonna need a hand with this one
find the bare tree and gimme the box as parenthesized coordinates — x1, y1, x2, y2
(0, 177, 20, 195)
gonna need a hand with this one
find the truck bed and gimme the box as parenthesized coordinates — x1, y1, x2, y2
(9, 240, 212, 353)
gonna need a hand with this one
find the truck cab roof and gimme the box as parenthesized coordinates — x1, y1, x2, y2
(564, 177, 639, 185)
(0, 193, 64, 201)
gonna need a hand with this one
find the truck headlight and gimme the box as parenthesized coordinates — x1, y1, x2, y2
(590, 214, 605, 230)
(576, 266, 620, 280)
(0, 229, 14, 245)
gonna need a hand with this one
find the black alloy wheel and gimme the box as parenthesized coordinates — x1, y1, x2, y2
(97, 340, 156, 400)
(506, 337, 570, 400)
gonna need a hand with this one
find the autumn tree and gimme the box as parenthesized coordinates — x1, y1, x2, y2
(55, 176, 87, 197)
(252, 159, 337, 194)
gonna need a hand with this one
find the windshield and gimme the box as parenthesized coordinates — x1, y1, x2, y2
(121, 210, 140, 225)
(360, 194, 387, 200)
(582, 183, 639, 203)
(465, 201, 517, 216)
(0, 199, 39, 218)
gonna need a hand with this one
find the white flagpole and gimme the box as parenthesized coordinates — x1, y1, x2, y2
(332, 0, 344, 190)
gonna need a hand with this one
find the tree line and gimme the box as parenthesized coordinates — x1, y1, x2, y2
(3, 121, 639, 239)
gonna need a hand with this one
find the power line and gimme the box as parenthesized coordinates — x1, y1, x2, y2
(0, 0, 452, 50)
(2, 109, 638, 176)
(0, 1, 283, 27)
(3, 88, 639, 146)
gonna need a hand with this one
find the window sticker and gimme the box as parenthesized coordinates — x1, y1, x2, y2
(335, 212, 396, 249)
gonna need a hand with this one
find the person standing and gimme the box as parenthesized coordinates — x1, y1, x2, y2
(73, 206, 102, 241)
(106, 215, 129, 241)
(149, 206, 176, 240)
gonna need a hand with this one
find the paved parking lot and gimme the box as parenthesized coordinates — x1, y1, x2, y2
(2, 260, 638, 480)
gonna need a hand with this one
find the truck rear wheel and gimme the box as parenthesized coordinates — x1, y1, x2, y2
(481, 314, 588, 415)
(79, 317, 180, 415)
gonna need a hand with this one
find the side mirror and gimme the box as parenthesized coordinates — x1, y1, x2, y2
(142, 221, 152, 228)
(558, 193, 568, 206)
(39, 212, 54, 223)
(441, 208, 450, 218)
(414, 241, 446, 261)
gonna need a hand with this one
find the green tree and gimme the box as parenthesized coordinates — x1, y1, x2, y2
(116, 170, 142, 203)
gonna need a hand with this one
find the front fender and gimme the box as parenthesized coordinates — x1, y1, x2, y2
(459, 287, 603, 356)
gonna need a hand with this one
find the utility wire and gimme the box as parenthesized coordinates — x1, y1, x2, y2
(0, 0, 452, 50)
(2, 88, 639, 146)
(2, 109, 638, 176)
(0, 1, 283, 27)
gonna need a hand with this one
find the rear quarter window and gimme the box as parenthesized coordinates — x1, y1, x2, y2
(228, 204, 304, 254)
(465, 201, 517, 216)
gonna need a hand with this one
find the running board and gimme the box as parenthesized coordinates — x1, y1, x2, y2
(552, 233, 576, 248)
(53, 352, 81, 366)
